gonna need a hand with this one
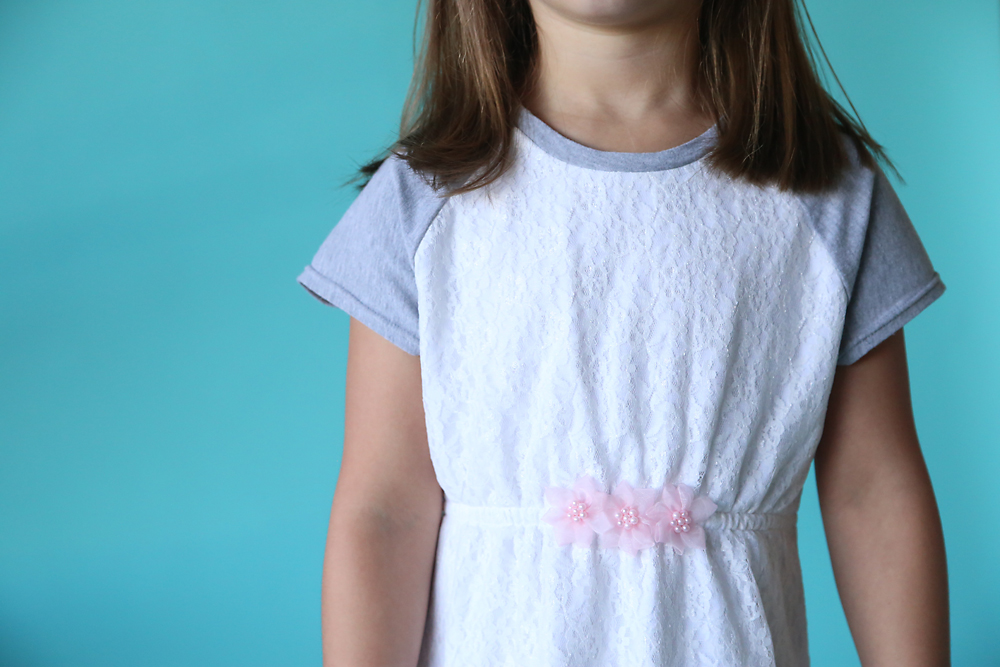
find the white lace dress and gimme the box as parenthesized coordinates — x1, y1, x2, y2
(297, 107, 946, 666)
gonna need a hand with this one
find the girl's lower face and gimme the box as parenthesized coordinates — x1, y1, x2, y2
(529, 0, 700, 29)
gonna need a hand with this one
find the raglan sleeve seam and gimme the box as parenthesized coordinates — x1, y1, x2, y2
(794, 196, 852, 302)
(293, 154, 426, 357)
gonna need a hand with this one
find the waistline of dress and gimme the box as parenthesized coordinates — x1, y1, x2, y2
(442, 500, 797, 531)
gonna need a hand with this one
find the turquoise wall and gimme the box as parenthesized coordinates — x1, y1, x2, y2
(1, 1, 997, 665)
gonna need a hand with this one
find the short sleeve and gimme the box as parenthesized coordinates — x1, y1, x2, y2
(837, 167, 946, 365)
(296, 155, 445, 356)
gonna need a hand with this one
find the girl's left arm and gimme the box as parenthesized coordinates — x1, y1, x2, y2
(813, 328, 950, 667)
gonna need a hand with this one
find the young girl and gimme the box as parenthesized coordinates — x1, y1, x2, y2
(298, 0, 950, 665)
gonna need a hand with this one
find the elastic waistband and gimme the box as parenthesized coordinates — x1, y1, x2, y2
(442, 500, 796, 531)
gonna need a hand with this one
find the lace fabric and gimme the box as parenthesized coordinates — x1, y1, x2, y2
(412, 132, 844, 666)
(420, 502, 806, 666)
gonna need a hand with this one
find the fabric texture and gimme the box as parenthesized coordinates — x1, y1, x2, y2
(297, 156, 446, 355)
(297, 107, 946, 666)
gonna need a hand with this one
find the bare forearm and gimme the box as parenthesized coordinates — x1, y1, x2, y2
(322, 495, 442, 667)
(819, 467, 949, 667)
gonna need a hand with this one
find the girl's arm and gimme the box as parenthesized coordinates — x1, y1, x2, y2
(321, 317, 443, 667)
(814, 328, 950, 666)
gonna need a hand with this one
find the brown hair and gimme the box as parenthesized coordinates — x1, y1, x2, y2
(359, 0, 893, 194)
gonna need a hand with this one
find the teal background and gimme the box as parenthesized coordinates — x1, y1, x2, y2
(1, 1, 997, 665)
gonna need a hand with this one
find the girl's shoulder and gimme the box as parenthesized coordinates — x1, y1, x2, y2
(795, 131, 947, 366)
(361, 152, 449, 222)
(295, 153, 448, 356)
(347, 153, 451, 262)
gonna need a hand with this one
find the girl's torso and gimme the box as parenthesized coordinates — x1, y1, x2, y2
(416, 112, 844, 666)
(298, 106, 946, 667)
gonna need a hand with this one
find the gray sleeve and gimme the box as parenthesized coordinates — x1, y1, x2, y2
(296, 155, 445, 356)
(837, 167, 946, 365)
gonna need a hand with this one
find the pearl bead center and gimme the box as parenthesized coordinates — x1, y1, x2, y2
(615, 505, 641, 529)
(566, 499, 589, 522)
(669, 509, 692, 533)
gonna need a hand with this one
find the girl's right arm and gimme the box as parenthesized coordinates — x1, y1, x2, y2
(322, 316, 443, 667)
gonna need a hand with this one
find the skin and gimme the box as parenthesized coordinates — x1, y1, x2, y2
(321, 1, 950, 664)
(321, 318, 441, 667)
(522, 0, 715, 153)
(815, 328, 950, 666)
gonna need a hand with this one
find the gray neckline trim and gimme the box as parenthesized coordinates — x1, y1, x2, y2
(516, 106, 718, 172)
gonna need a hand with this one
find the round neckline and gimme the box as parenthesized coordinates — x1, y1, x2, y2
(515, 105, 718, 173)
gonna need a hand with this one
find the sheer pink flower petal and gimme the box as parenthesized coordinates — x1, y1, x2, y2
(601, 490, 621, 509)
(657, 517, 687, 553)
(651, 518, 664, 543)
(587, 508, 614, 534)
(680, 526, 706, 551)
(676, 483, 695, 508)
(575, 475, 602, 500)
(589, 490, 612, 512)
(544, 485, 574, 507)
(633, 487, 660, 512)
(613, 480, 635, 504)
(621, 531, 641, 556)
(652, 519, 668, 545)
(646, 501, 669, 523)
(660, 483, 682, 507)
(632, 524, 655, 550)
(543, 475, 716, 554)
(651, 482, 717, 552)
(596, 501, 620, 529)
(618, 526, 655, 556)
(599, 529, 621, 550)
(590, 482, 660, 554)
(542, 506, 565, 524)
(573, 521, 597, 546)
(552, 520, 576, 546)
(542, 478, 611, 548)
(659, 522, 686, 549)
(690, 496, 718, 523)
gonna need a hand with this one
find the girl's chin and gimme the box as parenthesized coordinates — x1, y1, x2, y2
(530, 0, 698, 30)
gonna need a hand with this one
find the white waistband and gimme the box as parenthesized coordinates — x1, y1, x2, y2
(442, 500, 796, 531)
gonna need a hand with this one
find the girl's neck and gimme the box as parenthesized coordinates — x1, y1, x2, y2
(522, 0, 715, 154)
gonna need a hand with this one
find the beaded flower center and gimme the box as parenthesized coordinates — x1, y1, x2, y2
(615, 505, 641, 529)
(566, 499, 589, 522)
(670, 509, 692, 533)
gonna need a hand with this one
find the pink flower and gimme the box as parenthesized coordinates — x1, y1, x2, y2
(591, 481, 660, 556)
(541, 475, 604, 547)
(648, 482, 717, 554)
